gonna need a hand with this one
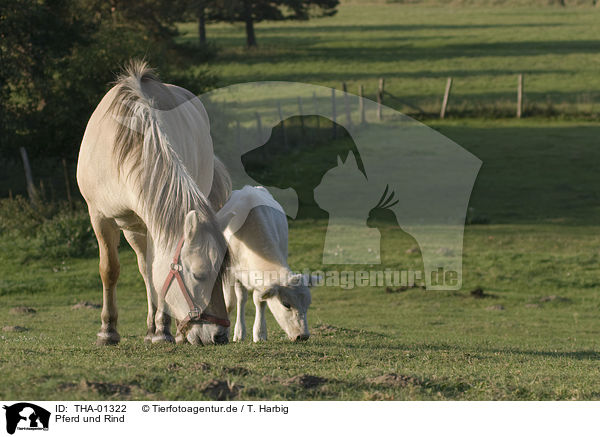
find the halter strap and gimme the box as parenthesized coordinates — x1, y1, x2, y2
(160, 237, 230, 333)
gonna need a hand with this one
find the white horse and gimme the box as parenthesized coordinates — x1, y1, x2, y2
(77, 61, 231, 346)
(217, 186, 312, 342)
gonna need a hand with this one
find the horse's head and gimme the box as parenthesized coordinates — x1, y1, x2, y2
(157, 210, 230, 345)
(258, 273, 313, 342)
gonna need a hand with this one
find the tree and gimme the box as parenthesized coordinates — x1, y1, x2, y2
(209, 0, 339, 48)
(194, 0, 209, 44)
(0, 0, 215, 159)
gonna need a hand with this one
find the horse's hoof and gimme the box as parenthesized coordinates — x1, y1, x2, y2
(152, 333, 175, 344)
(143, 334, 154, 343)
(96, 330, 120, 345)
(175, 333, 187, 344)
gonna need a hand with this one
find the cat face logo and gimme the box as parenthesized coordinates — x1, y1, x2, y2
(3, 403, 50, 434)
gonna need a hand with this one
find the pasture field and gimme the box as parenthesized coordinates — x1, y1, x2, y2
(1, 119, 600, 400)
(178, 2, 600, 118)
(2, 1, 600, 401)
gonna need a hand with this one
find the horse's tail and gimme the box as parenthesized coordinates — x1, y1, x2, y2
(108, 59, 160, 173)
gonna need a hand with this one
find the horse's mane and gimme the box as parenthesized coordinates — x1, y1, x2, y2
(108, 60, 223, 252)
(208, 156, 232, 210)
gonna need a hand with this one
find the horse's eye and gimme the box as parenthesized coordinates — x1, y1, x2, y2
(282, 302, 291, 310)
(193, 273, 207, 282)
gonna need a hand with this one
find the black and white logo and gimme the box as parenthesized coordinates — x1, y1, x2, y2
(3, 403, 50, 435)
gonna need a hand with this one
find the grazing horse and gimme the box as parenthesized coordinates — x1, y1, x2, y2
(218, 186, 312, 342)
(77, 61, 231, 346)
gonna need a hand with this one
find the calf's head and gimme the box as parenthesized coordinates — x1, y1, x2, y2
(258, 274, 312, 341)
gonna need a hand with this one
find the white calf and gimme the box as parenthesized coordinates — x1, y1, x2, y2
(218, 186, 312, 342)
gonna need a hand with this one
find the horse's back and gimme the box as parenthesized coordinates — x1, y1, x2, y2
(77, 72, 214, 221)
(225, 187, 289, 272)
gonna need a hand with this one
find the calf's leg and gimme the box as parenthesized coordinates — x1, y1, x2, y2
(233, 281, 248, 342)
(252, 292, 267, 342)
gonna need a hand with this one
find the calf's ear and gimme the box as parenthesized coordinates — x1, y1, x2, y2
(256, 286, 279, 301)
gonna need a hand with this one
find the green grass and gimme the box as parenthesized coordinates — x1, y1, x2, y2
(2, 2, 600, 400)
(178, 3, 600, 117)
(2, 119, 600, 400)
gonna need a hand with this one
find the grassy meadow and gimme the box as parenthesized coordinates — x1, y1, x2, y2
(179, 2, 600, 117)
(2, 2, 600, 400)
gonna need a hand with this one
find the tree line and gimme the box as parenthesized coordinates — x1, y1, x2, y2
(0, 0, 339, 161)
(193, 0, 338, 47)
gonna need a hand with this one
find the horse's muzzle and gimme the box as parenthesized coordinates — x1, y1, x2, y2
(213, 333, 229, 345)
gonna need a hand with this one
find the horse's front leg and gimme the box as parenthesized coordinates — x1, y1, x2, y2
(91, 214, 121, 345)
(123, 230, 156, 343)
(153, 306, 175, 343)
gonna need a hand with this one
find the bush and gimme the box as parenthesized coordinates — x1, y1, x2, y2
(0, 195, 97, 259)
(36, 210, 97, 259)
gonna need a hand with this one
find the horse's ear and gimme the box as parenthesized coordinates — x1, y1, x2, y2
(184, 210, 201, 242)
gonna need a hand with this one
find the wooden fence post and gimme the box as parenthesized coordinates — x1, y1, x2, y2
(377, 78, 385, 120)
(297, 97, 304, 132)
(358, 84, 366, 125)
(62, 158, 73, 210)
(517, 74, 524, 118)
(255, 112, 263, 144)
(313, 92, 320, 129)
(342, 82, 353, 129)
(331, 88, 337, 139)
(440, 77, 452, 119)
(277, 101, 288, 148)
(19, 147, 37, 202)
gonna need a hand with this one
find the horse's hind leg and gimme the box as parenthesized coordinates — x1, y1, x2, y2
(123, 230, 155, 343)
(90, 213, 121, 345)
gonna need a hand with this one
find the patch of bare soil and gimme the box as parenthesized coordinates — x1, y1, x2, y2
(363, 391, 396, 400)
(385, 284, 425, 293)
(311, 324, 339, 336)
(525, 303, 542, 309)
(71, 301, 101, 309)
(58, 379, 151, 398)
(9, 306, 36, 315)
(486, 305, 505, 311)
(61, 380, 132, 396)
(470, 287, 495, 299)
(367, 373, 421, 388)
(540, 295, 571, 303)
(2, 325, 28, 332)
(201, 379, 241, 400)
(222, 366, 249, 376)
(192, 362, 211, 372)
(282, 374, 328, 389)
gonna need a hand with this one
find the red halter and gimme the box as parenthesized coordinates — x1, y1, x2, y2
(160, 237, 230, 333)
